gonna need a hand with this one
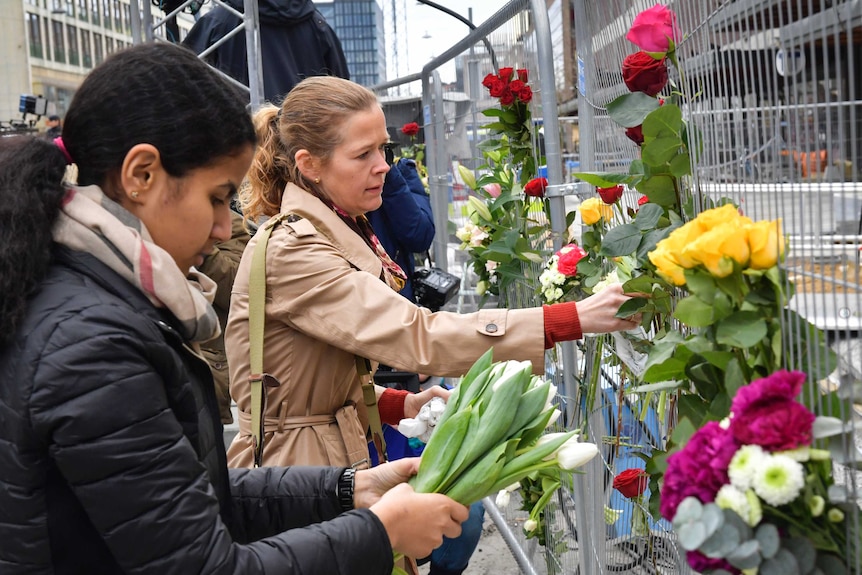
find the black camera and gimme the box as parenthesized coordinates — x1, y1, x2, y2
(384, 143, 396, 166)
(413, 267, 460, 311)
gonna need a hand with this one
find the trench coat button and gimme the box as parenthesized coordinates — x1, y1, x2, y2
(485, 323, 498, 333)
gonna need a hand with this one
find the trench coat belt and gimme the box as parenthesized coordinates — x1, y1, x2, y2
(237, 409, 336, 434)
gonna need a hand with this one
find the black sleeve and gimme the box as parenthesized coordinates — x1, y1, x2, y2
(31, 308, 393, 574)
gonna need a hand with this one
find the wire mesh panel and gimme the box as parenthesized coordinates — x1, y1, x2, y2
(574, 0, 862, 573)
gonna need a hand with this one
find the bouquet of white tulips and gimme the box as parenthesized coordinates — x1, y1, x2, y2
(409, 348, 599, 508)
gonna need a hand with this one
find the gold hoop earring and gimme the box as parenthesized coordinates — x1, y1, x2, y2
(314, 177, 321, 184)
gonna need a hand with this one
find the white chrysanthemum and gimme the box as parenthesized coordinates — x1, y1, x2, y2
(745, 489, 762, 525)
(715, 484, 751, 523)
(719, 417, 731, 430)
(728, 444, 766, 491)
(809, 495, 825, 517)
(752, 454, 805, 506)
(539, 269, 556, 289)
(592, 270, 620, 294)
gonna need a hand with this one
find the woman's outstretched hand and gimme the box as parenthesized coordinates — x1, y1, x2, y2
(403, 384, 451, 419)
(576, 283, 646, 334)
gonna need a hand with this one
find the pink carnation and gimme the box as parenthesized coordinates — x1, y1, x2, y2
(556, 244, 587, 276)
(660, 422, 739, 521)
(686, 551, 741, 574)
(729, 370, 815, 452)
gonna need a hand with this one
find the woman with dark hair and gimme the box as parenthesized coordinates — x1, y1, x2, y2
(0, 43, 467, 574)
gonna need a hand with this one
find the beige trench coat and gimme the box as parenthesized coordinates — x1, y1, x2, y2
(225, 184, 546, 469)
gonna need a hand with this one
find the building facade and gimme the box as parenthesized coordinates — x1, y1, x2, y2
(318, 0, 386, 87)
(2, 0, 192, 132)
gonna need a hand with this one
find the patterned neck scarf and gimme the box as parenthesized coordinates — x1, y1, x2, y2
(327, 202, 407, 292)
(53, 185, 220, 343)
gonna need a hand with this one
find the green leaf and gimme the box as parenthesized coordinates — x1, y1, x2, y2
(678, 394, 709, 427)
(637, 228, 672, 263)
(571, 171, 632, 188)
(642, 104, 683, 140)
(673, 295, 715, 327)
(634, 203, 663, 231)
(606, 92, 661, 128)
(636, 175, 677, 207)
(669, 153, 692, 177)
(724, 358, 746, 399)
(599, 224, 641, 257)
(643, 357, 687, 383)
(482, 108, 505, 118)
(670, 416, 697, 446)
(715, 311, 768, 347)
(642, 137, 683, 166)
(629, 159, 645, 177)
(621, 275, 655, 294)
(684, 269, 718, 303)
(616, 297, 649, 318)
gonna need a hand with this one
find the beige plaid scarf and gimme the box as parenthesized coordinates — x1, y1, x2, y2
(53, 185, 220, 343)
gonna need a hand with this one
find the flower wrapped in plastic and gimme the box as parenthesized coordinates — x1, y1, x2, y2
(661, 370, 861, 573)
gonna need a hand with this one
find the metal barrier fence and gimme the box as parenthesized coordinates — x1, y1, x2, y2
(378, 0, 862, 573)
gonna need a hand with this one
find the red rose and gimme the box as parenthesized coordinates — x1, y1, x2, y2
(487, 77, 506, 98)
(597, 185, 624, 204)
(524, 177, 547, 197)
(518, 86, 533, 103)
(625, 125, 644, 146)
(516, 68, 529, 83)
(509, 79, 525, 93)
(556, 244, 587, 276)
(637, 195, 649, 205)
(481, 73, 497, 89)
(499, 88, 515, 106)
(622, 52, 668, 96)
(498, 67, 514, 83)
(401, 122, 420, 137)
(613, 468, 649, 499)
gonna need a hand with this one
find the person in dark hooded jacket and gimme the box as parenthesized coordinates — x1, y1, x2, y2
(0, 42, 468, 575)
(183, 0, 349, 104)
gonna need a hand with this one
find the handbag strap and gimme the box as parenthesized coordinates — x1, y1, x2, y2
(248, 212, 288, 467)
(248, 212, 388, 467)
(355, 356, 387, 464)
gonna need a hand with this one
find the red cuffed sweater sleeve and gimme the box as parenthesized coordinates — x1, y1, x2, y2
(378, 388, 409, 425)
(543, 301, 582, 348)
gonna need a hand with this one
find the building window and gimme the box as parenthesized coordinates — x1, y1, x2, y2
(27, 13, 43, 59)
(101, 0, 111, 29)
(122, 3, 130, 33)
(93, 32, 103, 64)
(113, 0, 122, 30)
(77, 0, 87, 20)
(51, 19, 65, 62)
(67, 24, 79, 65)
(106, 35, 114, 54)
(81, 29, 92, 67)
(90, 0, 99, 24)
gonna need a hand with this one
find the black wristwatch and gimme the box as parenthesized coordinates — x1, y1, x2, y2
(337, 467, 356, 511)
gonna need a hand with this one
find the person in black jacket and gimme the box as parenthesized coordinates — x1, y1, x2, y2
(183, 0, 349, 104)
(0, 42, 467, 574)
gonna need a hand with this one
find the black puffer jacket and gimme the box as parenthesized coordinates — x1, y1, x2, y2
(182, 0, 349, 104)
(0, 246, 393, 574)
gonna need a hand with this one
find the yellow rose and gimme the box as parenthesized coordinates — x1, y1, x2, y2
(648, 245, 686, 286)
(682, 220, 750, 278)
(747, 219, 784, 269)
(579, 197, 613, 225)
(693, 203, 745, 231)
(658, 221, 703, 268)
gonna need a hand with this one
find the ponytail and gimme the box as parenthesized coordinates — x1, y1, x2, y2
(0, 136, 68, 348)
(242, 104, 290, 223)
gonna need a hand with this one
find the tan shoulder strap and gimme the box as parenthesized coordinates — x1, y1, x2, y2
(248, 213, 288, 467)
(355, 356, 387, 464)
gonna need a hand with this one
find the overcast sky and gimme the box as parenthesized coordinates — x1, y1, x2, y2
(402, 0, 502, 82)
